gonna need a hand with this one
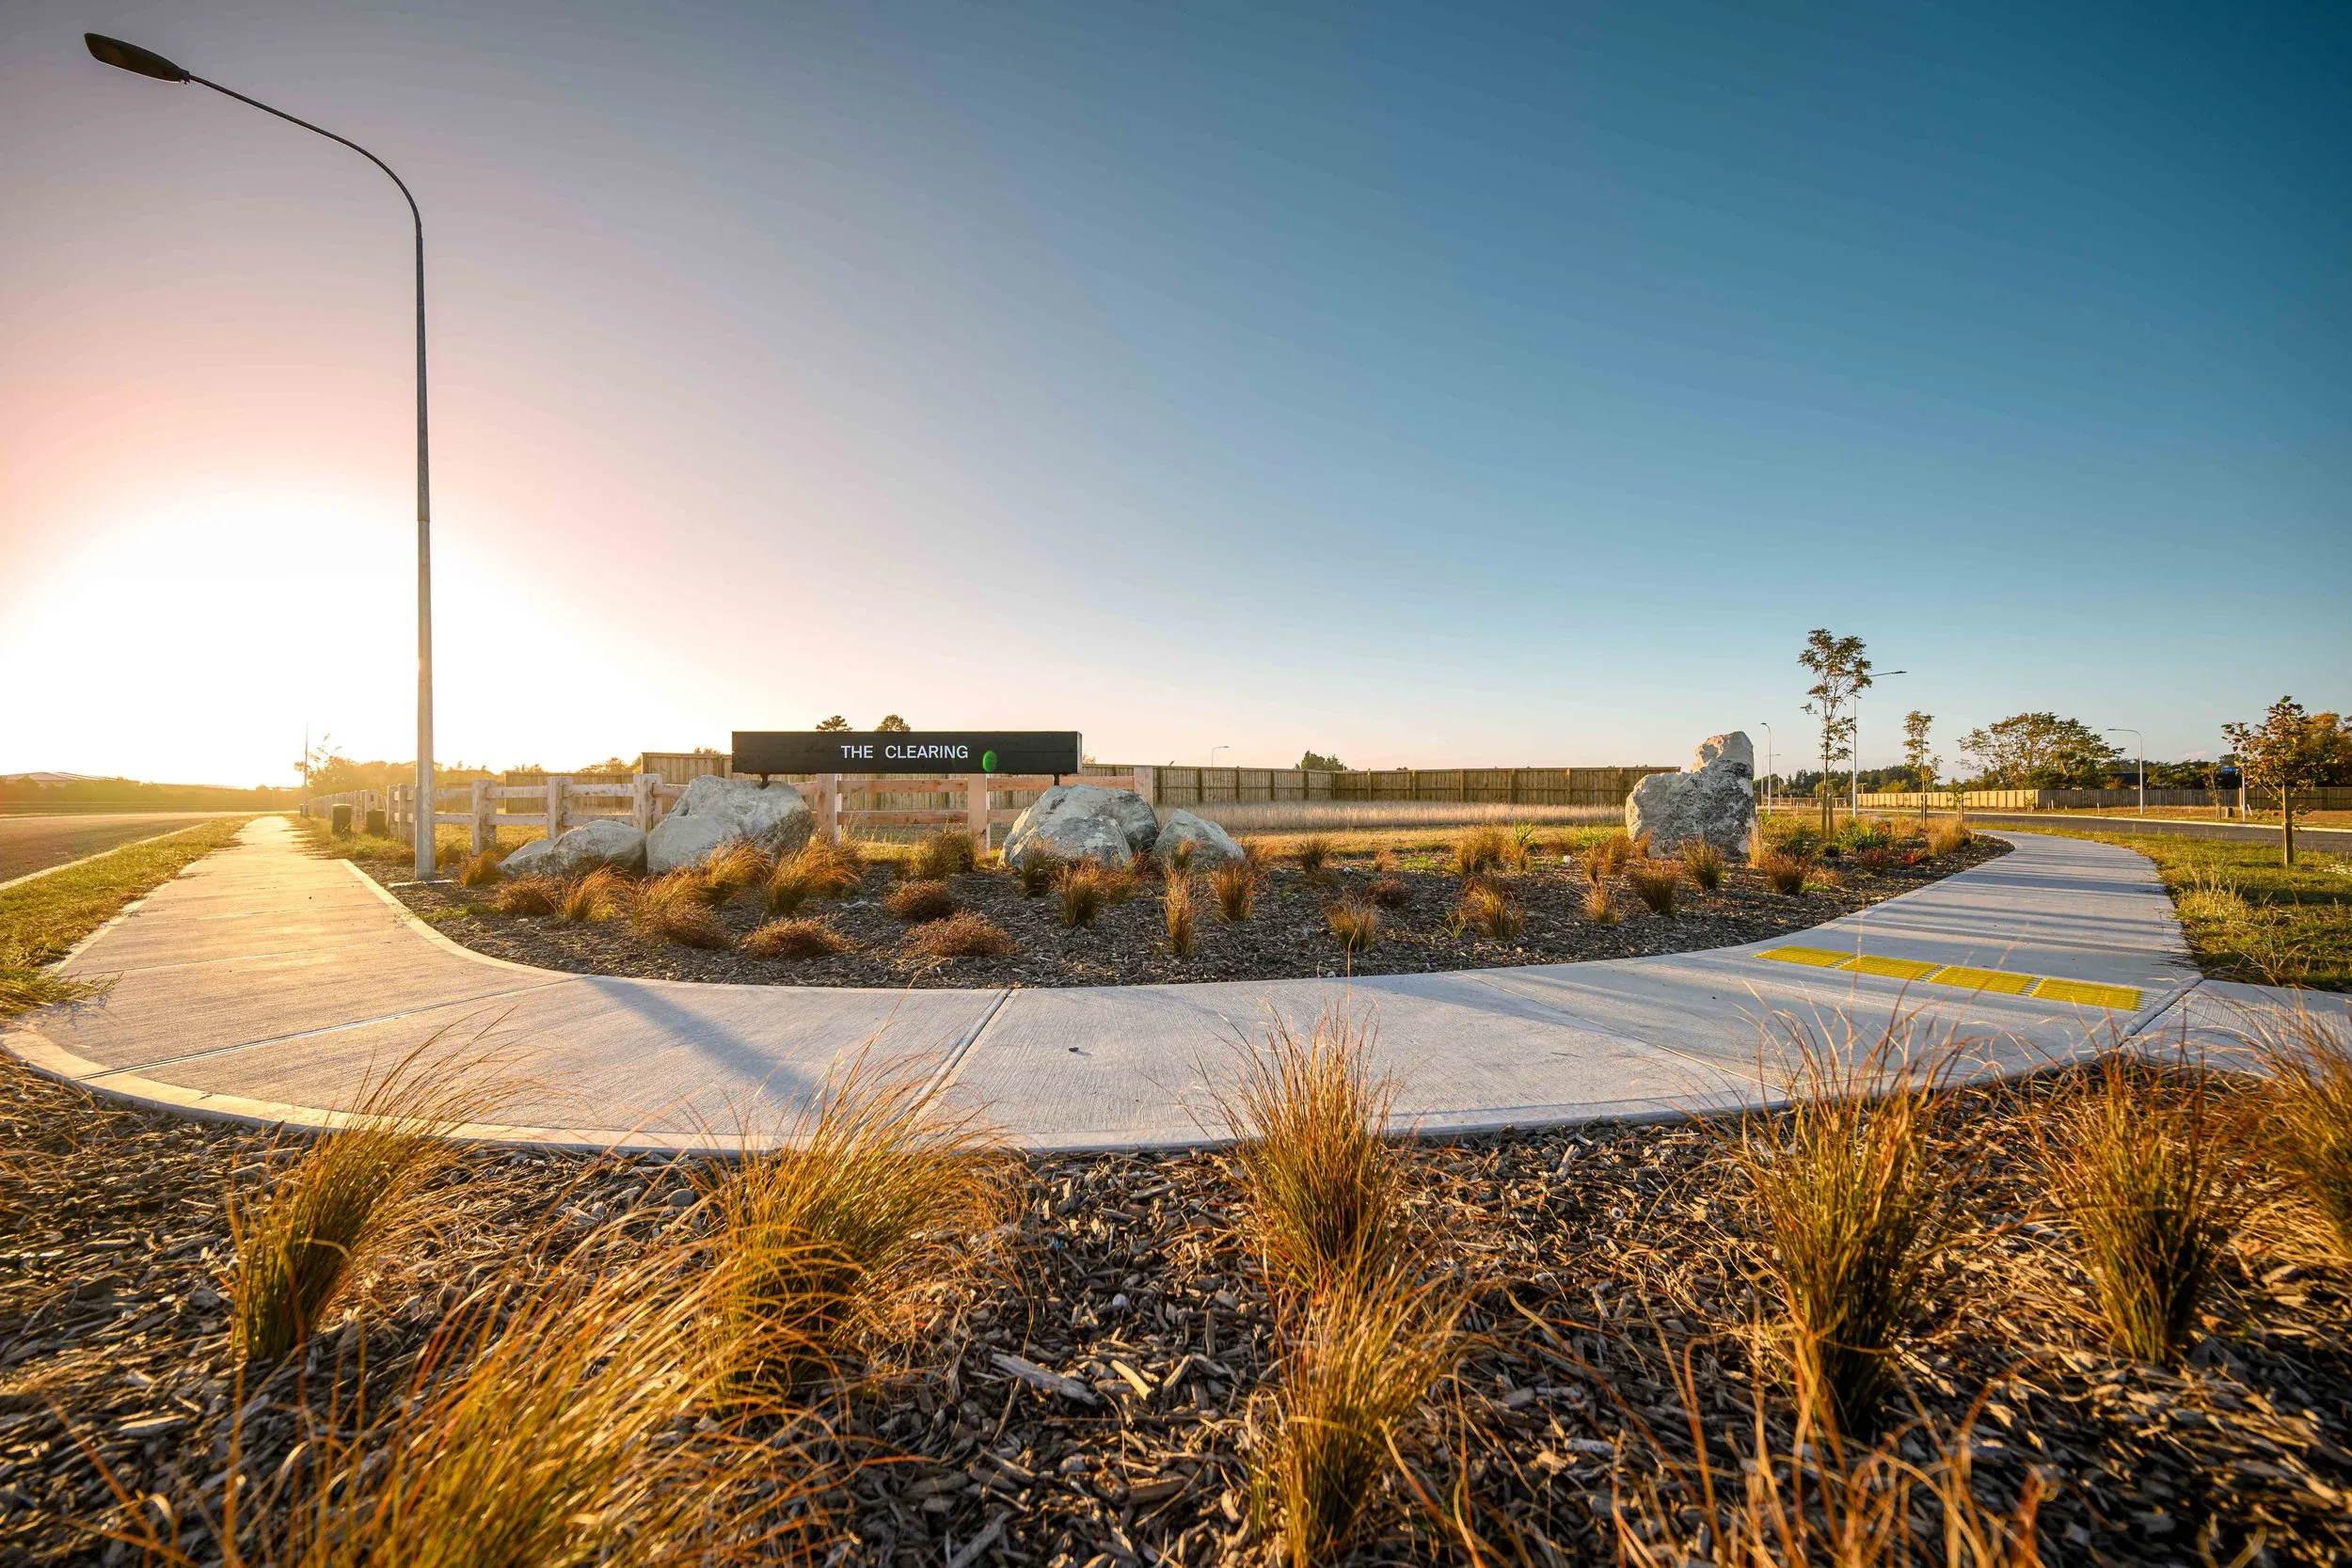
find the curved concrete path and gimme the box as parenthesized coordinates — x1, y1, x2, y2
(6, 818, 2330, 1153)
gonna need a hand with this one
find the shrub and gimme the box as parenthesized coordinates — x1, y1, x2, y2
(1015, 846, 1063, 897)
(1460, 880, 1522, 941)
(1680, 838, 1725, 891)
(1213, 860, 1256, 922)
(2047, 1055, 2234, 1363)
(882, 879, 958, 924)
(633, 870, 734, 948)
(742, 917, 853, 958)
(909, 828, 980, 880)
(1626, 861, 1681, 915)
(1737, 1021, 1962, 1435)
(1327, 897, 1380, 953)
(1058, 860, 1110, 927)
(1367, 875, 1409, 909)
(905, 910, 1016, 960)
(1164, 877, 1198, 956)
(491, 875, 562, 918)
(1851, 847, 1892, 875)
(1453, 825, 1509, 878)
(701, 838, 773, 899)
(1582, 882, 1618, 926)
(2249, 1007, 2352, 1256)
(1296, 835, 1335, 877)
(1927, 818, 1974, 857)
(1759, 850, 1808, 895)
(1808, 866, 1847, 893)
(455, 849, 503, 888)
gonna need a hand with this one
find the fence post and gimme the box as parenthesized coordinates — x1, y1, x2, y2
(1131, 765, 1155, 808)
(963, 773, 990, 848)
(634, 773, 657, 833)
(815, 772, 838, 844)
(547, 775, 568, 842)
(468, 780, 491, 854)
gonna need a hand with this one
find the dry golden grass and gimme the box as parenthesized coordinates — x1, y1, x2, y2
(903, 910, 1016, 960)
(1296, 835, 1336, 878)
(1680, 838, 1726, 891)
(742, 916, 854, 958)
(453, 849, 503, 888)
(1759, 849, 1809, 895)
(1252, 1271, 1463, 1568)
(1626, 860, 1681, 915)
(489, 875, 562, 917)
(909, 828, 981, 880)
(632, 870, 733, 949)
(553, 866, 628, 923)
(1213, 860, 1257, 922)
(2244, 1006, 2352, 1256)
(1326, 897, 1381, 953)
(2045, 1053, 2235, 1363)
(1734, 1019, 1964, 1435)
(1367, 874, 1409, 909)
(1459, 880, 1523, 941)
(1592, 830, 1635, 879)
(1927, 817, 1975, 857)
(1165, 876, 1198, 957)
(1014, 846, 1063, 898)
(230, 1041, 504, 1366)
(882, 878, 959, 923)
(707, 1060, 1007, 1398)
(1453, 825, 1510, 878)
(763, 840, 860, 915)
(1222, 1008, 1405, 1294)
(0, 939, 109, 1017)
(1163, 837, 1199, 876)
(1582, 882, 1619, 926)
(1057, 860, 1111, 928)
(700, 837, 775, 899)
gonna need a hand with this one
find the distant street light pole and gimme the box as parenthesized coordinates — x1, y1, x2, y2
(1758, 722, 1773, 815)
(1851, 672, 1906, 817)
(1210, 746, 1230, 768)
(87, 33, 438, 880)
(2107, 727, 2145, 816)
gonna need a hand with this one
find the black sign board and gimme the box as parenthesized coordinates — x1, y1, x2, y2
(732, 731, 1083, 777)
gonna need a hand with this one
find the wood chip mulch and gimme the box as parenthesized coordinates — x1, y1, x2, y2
(6, 1053, 2348, 1566)
(367, 839, 2010, 990)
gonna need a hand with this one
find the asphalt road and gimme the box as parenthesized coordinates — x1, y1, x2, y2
(0, 813, 251, 886)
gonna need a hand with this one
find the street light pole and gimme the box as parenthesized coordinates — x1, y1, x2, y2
(2107, 727, 2144, 816)
(87, 34, 437, 880)
(1758, 722, 1773, 815)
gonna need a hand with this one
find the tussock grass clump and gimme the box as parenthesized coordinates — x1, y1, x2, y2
(1326, 897, 1381, 954)
(1759, 849, 1809, 895)
(1680, 838, 1726, 891)
(910, 828, 981, 880)
(1508, 821, 1538, 871)
(0, 940, 109, 1017)
(632, 870, 733, 949)
(1736, 1021, 1963, 1435)
(1372, 848, 1398, 875)
(700, 838, 773, 899)
(710, 1063, 1006, 1396)
(1927, 817, 1974, 857)
(2175, 863, 2250, 925)
(1453, 825, 1509, 878)
(1367, 875, 1408, 909)
(742, 916, 853, 959)
(882, 879, 958, 924)
(1242, 839, 1272, 872)
(554, 866, 628, 923)
(1165, 877, 1198, 957)
(1222, 1008, 1404, 1292)
(454, 849, 503, 888)
(1163, 837, 1199, 877)
(1057, 860, 1111, 927)
(2248, 1007, 2352, 1257)
(1104, 861, 1144, 904)
(1460, 880, 1522, 941)
(1213, 860, 1257, 922)
(2047, 1053, 2235, 1363)
(490, 875, 562, 918)
(1592, 830, 1635, 879)
(1626, 860, 1681, 915)
(1014, 846, 1063, 898)
(905, 910, 1016, 959)
(230, 1044, 500, 1365)
(1582, 882, 1619, 926)
(1252, 1273, 1462, 1568)
(1296, 835, 1335, 878)
(764, 839, 863, 916)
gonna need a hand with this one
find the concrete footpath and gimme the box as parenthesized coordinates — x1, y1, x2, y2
(1961, 812, 2352, 855)
(7, 819, 2342, 1153)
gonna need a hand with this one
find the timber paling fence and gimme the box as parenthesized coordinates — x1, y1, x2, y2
(1841, 786, 2352, 813)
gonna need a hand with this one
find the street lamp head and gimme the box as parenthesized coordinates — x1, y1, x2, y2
(86, 34, 190, 82)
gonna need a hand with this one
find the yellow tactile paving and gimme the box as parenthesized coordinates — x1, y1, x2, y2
(2031, 976, 2143, 1011)
(1758, 946, 1854, 968)
(1924, 965, 2037, 996)
(1841, 954, 1944, 981)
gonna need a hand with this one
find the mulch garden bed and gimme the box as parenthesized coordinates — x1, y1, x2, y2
(365, 838, 2010, 990)
(6, 1053, 2346, 1566)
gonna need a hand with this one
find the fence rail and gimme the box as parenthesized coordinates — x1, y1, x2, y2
(1839, 786, 2352, 813)
(1151, 765, 1674, 809)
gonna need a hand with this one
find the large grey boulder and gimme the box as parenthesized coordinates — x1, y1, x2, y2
(1626, 731, 1757, 860)
(1002, 784, 1152, 868)
(497, 835, 558, 879)
(1152, 809, 1246, 871)
(647, 774, 812, 875)
(504, 817, 647, 879)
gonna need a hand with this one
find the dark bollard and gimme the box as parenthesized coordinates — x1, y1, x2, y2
(364, 809, 389, 837)
(331, 803, 353, 836)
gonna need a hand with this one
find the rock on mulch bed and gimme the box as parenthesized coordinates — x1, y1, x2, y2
(368, 839, 2010, 990)
(6, 1053, 2347, 1566)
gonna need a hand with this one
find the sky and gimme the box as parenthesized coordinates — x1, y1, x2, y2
(3, 1, 2345, 787)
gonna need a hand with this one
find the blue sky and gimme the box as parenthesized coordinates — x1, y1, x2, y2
(3, 1, 2344, 783)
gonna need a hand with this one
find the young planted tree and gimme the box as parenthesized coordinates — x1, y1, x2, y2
(1798, 629, 1872, 836)
(1901, 710, 1937, 825)
(2224, 697, 2346, 866)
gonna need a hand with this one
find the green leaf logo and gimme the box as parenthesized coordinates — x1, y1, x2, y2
(981, 750, 999, 772)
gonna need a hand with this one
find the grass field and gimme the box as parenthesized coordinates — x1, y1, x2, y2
(0, 816, 253, 1016)
(2000, 825, 2352, 990)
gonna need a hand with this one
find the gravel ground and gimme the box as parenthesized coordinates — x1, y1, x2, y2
(366, 840, 2009, 990)
(6, 1052, 2346, 1566)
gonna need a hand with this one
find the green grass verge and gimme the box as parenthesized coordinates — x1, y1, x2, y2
(0, 817, 254, 1016)
(1998, 826, 2352, 991)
